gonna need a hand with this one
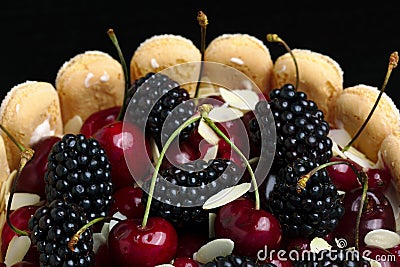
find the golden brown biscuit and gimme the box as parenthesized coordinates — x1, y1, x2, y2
(334, 84, 400, 162)
(0, 81, 63, 171)
(56, 50, 124, 126)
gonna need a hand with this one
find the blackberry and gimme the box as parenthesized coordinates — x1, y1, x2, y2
(44, 133, 113, 221)
(293, 248, 371, 267)
(268, 157, 344, 238)
(28, 199, 94, 267)
(204, 254, 277, 267)
(141, 158, 243, 228)
(249, 84, 332, 167)
(126, 72, 196, 145)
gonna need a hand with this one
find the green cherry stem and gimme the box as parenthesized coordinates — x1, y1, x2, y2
(267, 34, 299, 90)
(0, 124, 33, 236)
(296, 160, 368, 250)
(194, 10, 208, 99)
(107, 28, 131, 122)
(141, 113, 202, 228)
(200, 106, 260, 210)
(342, 51, 399, 153)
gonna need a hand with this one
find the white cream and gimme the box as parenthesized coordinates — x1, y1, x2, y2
(29, 118, 55, 145)
(230, 57, 244, 65)
(100, 71, 110, 82)
(84, 72, 94, 88)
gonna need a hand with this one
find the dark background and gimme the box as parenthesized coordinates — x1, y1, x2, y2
(1, 1, 399, 108)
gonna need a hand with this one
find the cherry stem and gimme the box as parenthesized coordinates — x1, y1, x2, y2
(0, 124, 33, 236)
(201, 106, 260, 210)
(68, 216, 122, 252)
(141, 113, 203, 228)
(267, 34, 299, 90)
(297, 160, 368, 250)
(194, 10, 208, 99)
(342, 51, 399, 153)
(107, 28, 130, 122)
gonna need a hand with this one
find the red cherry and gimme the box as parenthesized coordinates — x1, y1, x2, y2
(9, 262, 39, 267)
(93, 121, 151, 191)
(161, 139, 201, 170)
(326, 156, 362, 192)
(175, 228, 209, 259)
(334, 188, 396, 247)
(388, 244, 400, 265)
(107, 217, 178, 267)
(367, 168, 392, 192)
(94, 242, 111, 267)
(173, 257, 199, 267)
(80, 106, 121, 138)
(109, 185, 145, 219)
(214, 197, 282, 258)
(15, 136, 61, 199)
(360, 245, 399, 267)
(1, 205, 38, 258)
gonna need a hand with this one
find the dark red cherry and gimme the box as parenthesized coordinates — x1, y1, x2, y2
(94, 242, 111, 267)
(388, 244, 400, 265)
(1, 205, 38, 258)
(175, 228, 209, 259)
(367, 168, 391, 192)
(93, 121, 151, 192)
(80, 106, 120, 138)
(16, 136, 61, 199)
(173, 257, 199, 267)
(109, 185, 145, 219)
(326, 156, 362, 192)
(107, 217, 178, 267)
(334, 188, 396, 247)
(9, 262, 39, 267)
(214, 197, 282, 258)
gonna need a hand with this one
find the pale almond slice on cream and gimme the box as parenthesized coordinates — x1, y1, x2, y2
(364, 229, 400, 249)
(208, 106, 243, 123)
(63, 115, 83, 135)
(198, 119, 220, 145)
(219, 88, 258, 111)
(194, 238, 234, 264)
(203, 183, 251, 210)
(4, 235, 31, 266)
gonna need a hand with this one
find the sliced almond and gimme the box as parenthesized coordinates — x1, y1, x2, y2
(4, 235, 31, 266)
(198, 119, 220, 145)
(219, 88, 258, 111)
(150, 137, 160, 164)
(109, 211, 127, 232)
(93, 232, 107, 253)
(63, 115, 83, 135)
(154, 264, 174, 267)
(202, 144, 219, 162)
(209, 213, 216, 239)
(344, 149, 374, 169)
(203, 183, 251, 210)
(364, 229, 400, 249)
(310, 237, 332, 252)
(5, 192, 41, 211)
(208, 106, 243, 122)
(194, 238, 234, 264)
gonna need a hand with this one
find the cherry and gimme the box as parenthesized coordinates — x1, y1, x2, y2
(108, 185, 145, 219)
(161, 139, 200, 170)
(326, 156, 362, 192)
(93, 121, 151, 192)
(388, 244, 400, 265)
(1, 205, 38, 259)
(80, 106, 121, 138)
(214, 197, 282, 258)
(366, 168, 391, 192)
(333, 188, 396, 247)
(9, 262, 39, 267)
(107, 217, 178, 267)
(175, 228, 209, 259)
(94, 242, 111, 267)
(173, 257, 199, 267)
(15, 136, 61, 199)
(360, 245, 399, 267)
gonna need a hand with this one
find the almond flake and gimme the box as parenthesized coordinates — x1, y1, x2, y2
(63, 115, 83, 134)
(364, 229, 400, 249)
(208, 106, 243, 122)
(310, 237, 332, 252)
(5, 192, 41, 211)
(219, 87, 258, 111)
(194, 238, 234, 264)
(203, 183, 251, 210)
(4, 236, 31, 266)
(198, 119, 220, 145)
(202, 144, 219, 162)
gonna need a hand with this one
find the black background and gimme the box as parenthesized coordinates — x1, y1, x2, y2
(1, 1, 400, 109)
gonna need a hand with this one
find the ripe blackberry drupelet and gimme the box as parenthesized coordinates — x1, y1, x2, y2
(44, 133, 113, 221)
(28, 199, 94, 267)
(268, 157, 344, 238)
(125, 72, 196, 146)
(250, 84, 332, 167)
(142, 158, 243, 228)
(204, 254, 277, 267)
